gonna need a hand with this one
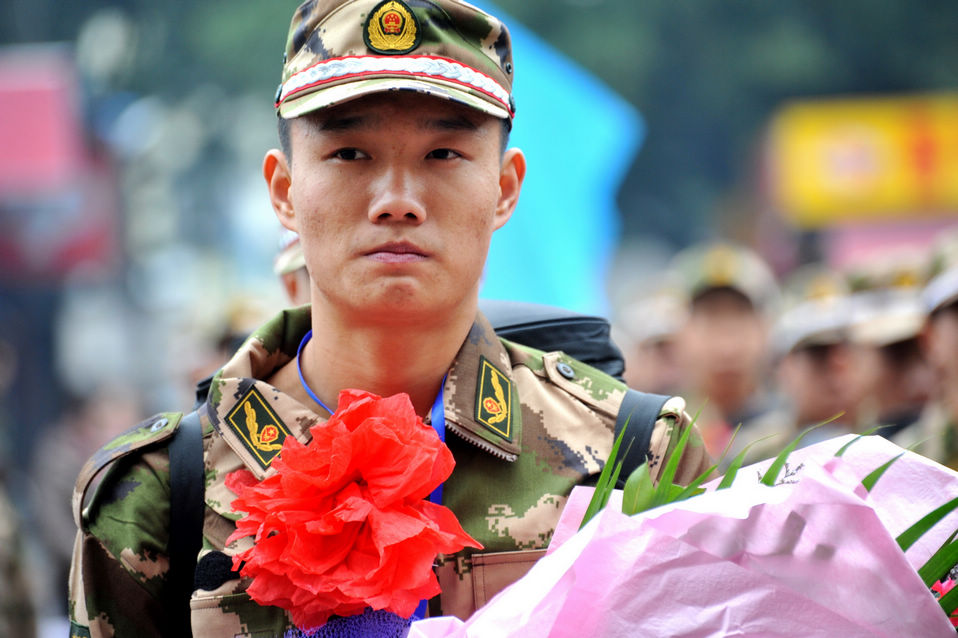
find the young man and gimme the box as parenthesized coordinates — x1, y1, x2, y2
(668, 241, 779, 459)
(69, 1, 710, 635)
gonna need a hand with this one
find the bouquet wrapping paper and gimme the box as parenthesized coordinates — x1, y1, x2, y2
(410, 435, 958, 637)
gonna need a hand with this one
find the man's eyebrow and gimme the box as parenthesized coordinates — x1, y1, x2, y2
(316, 114, 371, 131)
(424, 114, 479, 132)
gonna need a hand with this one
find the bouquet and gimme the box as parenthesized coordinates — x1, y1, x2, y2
(226, 389, 481, 634)
(409, 429, 958, 637)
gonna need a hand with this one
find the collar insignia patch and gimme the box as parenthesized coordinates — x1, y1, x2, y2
(364, 0, 421, 55)
(475, 355, 513, 441)
(226, 386, 291, 471)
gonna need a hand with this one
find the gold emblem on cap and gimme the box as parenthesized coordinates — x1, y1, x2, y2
(703, 245, 739, 287)
(365, 0, 421, 55)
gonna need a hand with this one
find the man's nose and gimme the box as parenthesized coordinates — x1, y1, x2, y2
(368, 166, 426, 224)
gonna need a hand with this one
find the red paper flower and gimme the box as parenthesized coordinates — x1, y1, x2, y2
(225, 389, 482, 630)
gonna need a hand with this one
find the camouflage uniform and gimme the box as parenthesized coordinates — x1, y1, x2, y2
(69, 307, 709, 636)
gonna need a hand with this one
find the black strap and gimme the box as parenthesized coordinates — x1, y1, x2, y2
(614, 389, 669, 488)
(478, 299, 626, 380)
(168, 410, 204, 637)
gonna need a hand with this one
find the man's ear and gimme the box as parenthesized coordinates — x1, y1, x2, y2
(264, 148, 296, 232)
(494, 147, 526, 230)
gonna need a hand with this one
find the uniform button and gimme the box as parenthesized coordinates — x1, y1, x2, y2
(149, 418, 169, 432)
(556, 362, 576, 380)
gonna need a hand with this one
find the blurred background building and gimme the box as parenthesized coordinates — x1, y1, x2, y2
(2, 1, 957, 634)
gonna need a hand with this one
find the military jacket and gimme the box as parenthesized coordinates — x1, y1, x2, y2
(69, 306, 710, 637)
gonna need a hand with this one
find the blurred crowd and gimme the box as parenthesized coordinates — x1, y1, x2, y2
(613, 229, 958, 471)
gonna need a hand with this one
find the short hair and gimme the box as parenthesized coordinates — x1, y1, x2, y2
(276, 114, 511, 163)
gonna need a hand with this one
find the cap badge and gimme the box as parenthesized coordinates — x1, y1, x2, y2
(475, 356, 513, 441)
(365, 0, 421, 55)
(704, 245, 738, 287)
(226, 386, 291, 471)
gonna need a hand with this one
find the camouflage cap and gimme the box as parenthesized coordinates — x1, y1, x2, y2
(273, 229, 306, 276)
(668, 241, 779, 316)
(276, 0, 515, 121)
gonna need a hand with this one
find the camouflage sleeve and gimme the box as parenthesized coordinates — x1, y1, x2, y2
(69, 418, 178, 638)
(647, 396, 714, 486)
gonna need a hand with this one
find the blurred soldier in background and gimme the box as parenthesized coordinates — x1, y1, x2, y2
(847, 262, 931, 439)
(0, 339, 36, 636)
(274, 228, 310, 307)
(894, 234, 958, 468)
(668, 241, 779, 459)
(615, 288, 686, 396)
(742, 265, 866, 464)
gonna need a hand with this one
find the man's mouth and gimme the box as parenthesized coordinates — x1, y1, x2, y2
(365, 242, 429, 264)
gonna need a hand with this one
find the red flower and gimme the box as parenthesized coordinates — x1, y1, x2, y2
(225, 389, 481, 630)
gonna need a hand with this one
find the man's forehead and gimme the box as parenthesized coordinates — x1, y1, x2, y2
(300, 91, 495, 133)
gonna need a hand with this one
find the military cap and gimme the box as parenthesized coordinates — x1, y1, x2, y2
(668, 241, 779, 316)
(923, 266, 958, 315)
(922, 230, 958, 314)
(276, 0, 515, 121)
(771, 264, 852, 356)
(842, 255, 926, 346)
(273, 229, 306, 276)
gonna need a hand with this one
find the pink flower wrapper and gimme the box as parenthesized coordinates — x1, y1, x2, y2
(410, 435, 958, 637)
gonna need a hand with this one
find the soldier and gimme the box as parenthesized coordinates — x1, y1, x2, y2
(68, 1, 711, 636)
(274, 228, 310, 306)
(893, 239, 958, 468)
(668, 241, 779, 459)
(742, 265, 867, 465)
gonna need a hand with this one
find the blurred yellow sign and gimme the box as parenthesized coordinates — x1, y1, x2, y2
(767, 94, 958, 228)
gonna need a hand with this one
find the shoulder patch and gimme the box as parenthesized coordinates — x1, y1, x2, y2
(72, 412, 183, 530)
(225, 386, 291, 471)
(475, 355, 513, 441)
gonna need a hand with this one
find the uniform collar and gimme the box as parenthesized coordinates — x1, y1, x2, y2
(205, 306, 521, 485)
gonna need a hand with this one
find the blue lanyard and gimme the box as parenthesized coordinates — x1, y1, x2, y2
(428, 378, 446, 505)
(296, 330, 335, 416)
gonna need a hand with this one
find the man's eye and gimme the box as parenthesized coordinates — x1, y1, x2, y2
(426, 148, 461, 160)
(332, 148, 368, 160)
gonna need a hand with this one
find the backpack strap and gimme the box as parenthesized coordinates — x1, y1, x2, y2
(167, 409, 204, 637)
(614, 389, 669, 488)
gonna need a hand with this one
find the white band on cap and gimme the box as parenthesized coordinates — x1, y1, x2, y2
(278, 54, 511, 112)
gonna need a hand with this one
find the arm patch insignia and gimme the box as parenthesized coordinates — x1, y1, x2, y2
(475, 355, 513, 441)
(225, 386, 291, 471)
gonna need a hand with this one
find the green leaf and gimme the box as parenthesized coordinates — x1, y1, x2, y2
(938, 579, 958, 619)
(860, 452, 904, 493)
(621, 462, 655, 516)
(761, 421, 832, 487)
(717, 433, 780, 490)
(897, 495, 958, 552)
(580, 422, 637, 530)
(580, 419, 629, 529)
(651, 412, 696, 507)
(917, 531, 958, 587)
(832, 423, 884, 457)
(673, 462, 719, 501)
